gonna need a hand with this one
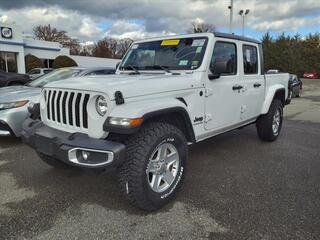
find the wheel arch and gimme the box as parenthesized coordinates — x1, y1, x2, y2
(142, 107, 196, 143)
(104, 99, 196, 143)
(261, 86, 286, 114)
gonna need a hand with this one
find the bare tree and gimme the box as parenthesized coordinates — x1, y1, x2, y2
(92, 37, 133, 58)
(191, 21, 215, 33)
(116, 38, 134, 58)
(33, 24, 133, 58)
(33, 24, 81, 55)
(92, 38, 118, 58)
(79, 44, 95, 56)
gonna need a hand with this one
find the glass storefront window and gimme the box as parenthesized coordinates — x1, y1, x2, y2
(0, 54, 6, 71)
(0, 52, 18, 73)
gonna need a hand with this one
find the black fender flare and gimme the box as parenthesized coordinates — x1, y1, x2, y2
(104, 107, 196, 142)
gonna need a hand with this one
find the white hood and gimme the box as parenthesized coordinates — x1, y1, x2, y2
(45, 73, 200, 100)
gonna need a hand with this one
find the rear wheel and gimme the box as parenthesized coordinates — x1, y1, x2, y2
(118, 122, 187, 211)
(297, 87, 302, 98)
(287, 89, 293, 103)
(256, 99, 283, 142)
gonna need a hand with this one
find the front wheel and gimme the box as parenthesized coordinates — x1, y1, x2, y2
(256, 99, 283, 142)
(118, 122, 187, 211)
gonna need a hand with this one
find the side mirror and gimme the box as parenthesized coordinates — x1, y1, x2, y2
(208, 72, 220, 80)
(116, 62, 120, 69)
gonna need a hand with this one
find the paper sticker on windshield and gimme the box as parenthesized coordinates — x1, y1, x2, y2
(196, 47, 202, 53)
(179, 60, 188, 66)
(161, 39, 180, 46)
(246, 49, 251, 62)
(132, 44, 139, 49)
(192, 60, 199, 66)
(192, 39, 205, 47)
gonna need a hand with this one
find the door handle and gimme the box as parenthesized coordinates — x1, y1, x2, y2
(232, 85, 243, 91)
(254, 83, 262, 88)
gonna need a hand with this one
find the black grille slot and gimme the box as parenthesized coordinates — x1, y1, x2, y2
(44, 89, 90, 130)
(75, 93, 82, 127)
(47, 90, 51, 120)
(56, 91, 62, 123)
(62, 92, 68, 124)
(68, 92, 75, 125)
(51, 91, 57, 121)
(82, 94, 90, 128)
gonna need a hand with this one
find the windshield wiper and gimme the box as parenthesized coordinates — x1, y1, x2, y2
(151, 65, 171, 73)
(123, 65, 140, 74)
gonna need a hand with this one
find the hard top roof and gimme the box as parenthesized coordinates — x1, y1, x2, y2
(134, 32, 261, 45)
(213, 32, 261, 44)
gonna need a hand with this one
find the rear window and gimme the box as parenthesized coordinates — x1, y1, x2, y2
(243, 45, 258, 74)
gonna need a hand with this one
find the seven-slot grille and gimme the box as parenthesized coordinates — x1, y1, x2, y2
(44, 89, 90, 129)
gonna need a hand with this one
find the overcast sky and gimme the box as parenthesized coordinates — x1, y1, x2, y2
(0, 0, 319, 43)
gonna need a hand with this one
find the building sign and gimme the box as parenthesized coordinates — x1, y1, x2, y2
(1, 27, 13, 39)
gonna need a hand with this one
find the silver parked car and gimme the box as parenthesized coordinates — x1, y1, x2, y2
(28, 68, 53, 79)
(0, 67, 115, 137)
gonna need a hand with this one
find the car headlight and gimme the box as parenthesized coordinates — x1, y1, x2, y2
(95, 96, 108, 116)
(0, 100, 29, 110)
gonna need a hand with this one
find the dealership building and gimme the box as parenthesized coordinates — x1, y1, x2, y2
(0, 23, 120, 74)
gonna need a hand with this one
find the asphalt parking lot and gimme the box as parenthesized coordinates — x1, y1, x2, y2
(0, 79, 319, 240)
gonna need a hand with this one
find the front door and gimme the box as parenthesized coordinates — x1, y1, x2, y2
(204, 41, 242, 131)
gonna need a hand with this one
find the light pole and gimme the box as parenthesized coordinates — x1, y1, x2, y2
(228, 0, 234, 34)
(238, 9, 250, 36)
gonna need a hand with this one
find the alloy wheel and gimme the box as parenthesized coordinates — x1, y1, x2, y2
(146, 143, 180, 193)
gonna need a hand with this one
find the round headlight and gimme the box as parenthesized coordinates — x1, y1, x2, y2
(95, 96, 108, 116)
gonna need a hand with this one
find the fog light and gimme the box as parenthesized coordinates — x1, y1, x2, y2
(68, 148, 114, 167)
(81, 150, 90, 160)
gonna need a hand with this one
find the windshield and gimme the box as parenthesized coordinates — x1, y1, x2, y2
(26, 68, 82, 88)
(120, 37, 208, 71)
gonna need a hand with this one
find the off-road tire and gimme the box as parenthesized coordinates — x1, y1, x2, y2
(37, 152, 71, 169)
(118, 122, 188, 211)
(256, 99, 283, 142)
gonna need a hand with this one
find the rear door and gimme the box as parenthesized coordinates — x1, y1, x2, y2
(204, 40, 242, 130)
(239, 44, 265, 120)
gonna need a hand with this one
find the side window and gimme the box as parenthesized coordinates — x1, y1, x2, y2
(101, 70, 115, 74)
(87, 70, 114, 76)
(29, 69, 40, 74)
(243, 45, 258, 74)
(210, 42, 237, 75)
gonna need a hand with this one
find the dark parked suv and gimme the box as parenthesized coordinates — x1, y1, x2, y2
(0, 70, 31, 87)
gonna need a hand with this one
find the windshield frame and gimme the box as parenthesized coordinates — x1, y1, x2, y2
(119, 36, 209, 72)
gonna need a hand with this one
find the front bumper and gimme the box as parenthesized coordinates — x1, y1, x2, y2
(0, 106, 30, 137)
(0, 120, 14, 136)
(21, 118, 126, 169)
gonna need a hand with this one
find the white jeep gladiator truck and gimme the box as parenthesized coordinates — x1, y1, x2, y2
(22, 32, 291, 211)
